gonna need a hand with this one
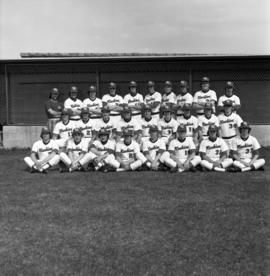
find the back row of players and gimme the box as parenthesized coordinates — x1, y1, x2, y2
(23, 77, 265, 173)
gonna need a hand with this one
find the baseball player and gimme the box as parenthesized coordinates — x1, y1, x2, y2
(164, 124, 201, 172)
(218, 99, 243, 149)
(101, 82, 124, 124)
(177, 103, 199, 144)
(198, 102, 219, 141)
(83, 85, 102, 124)
(115, 129, 147, 171)
(142, 125, 171, 171)
(45, 88, 63, 134)
(59, 128, 96, 172)
(64, 86, 83, 121)
(76, 107, 96, 145)
(124, 81, 144, 120)
(89, 128, 119, 172)
(144, 81, 162, 120)
(116, 107, 142, 142)
(94, 106, 116, 140)
(24, 127, 60, 173)
(230, 122, 265, 172)
(52, 108, 76, 151)
(193, 77, 217, 118)
(140, 105, 158, 144)
(175, 80, 193, 118)
(199, 125, 233, 172)
(161, 81, 176, 113)
(157, 106, 178, 146)
(218, 81, 241, 113)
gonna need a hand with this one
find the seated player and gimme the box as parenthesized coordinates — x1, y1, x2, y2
(198, 102, 219, 141)
(116, 106, 142, 142)
(157, 106, 178, 146)
(140, 105, 158, 144)
(177, 103, 199, 145)
(24, 127, 60, 173)
(94, 106, 116, 140)
(52, 108, 76, 151)
(59, 128, 96, 172)
(64, 86, 83, 121)
(218, 99, 243, 150)
(144, 81, 162, 121)
(142, 125, 171, 171)
(89, 128, 120, 172)
(164, 124, 201, 172)
(115, 129, 147, 171)
(199, 124, 233, 172)
(230, 122, 265, 172)
(175, 80, 193, 119)
(218, 81, 241, 113)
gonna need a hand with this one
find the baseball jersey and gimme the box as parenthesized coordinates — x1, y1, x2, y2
(176, 93, 193, 115)
(115, 140, 140, 161)
(199, 137, 229, 161)
(124, 93, 144, 115)
(198, 115, 219, 136)
(231, 135, 261, 159)
(140, 117, 158, 137)
(193, 90, 217, 114)
(177, 116, 198, 137)
(66, 138, 88, 159)
(45, 99, 63, 119)
(157, 118, 178, 137)
(82, 98, 102, 118)
(76, 119, 95, 139)
(53, 120, 76, 140)
(168, 137, 196, 160)
(144, 92, 162, 114)
(218, 95, 241, 108)
(162, 92, 176, 107)
(32, 139, 59, 160)
(218, 113, 243, 138)
(94, 118, 116, 137)
(117, 118, 142, 134)
(142, 138, 166, 160)
(102, 94, 124, 116)
(91, 139, 116, 155)
(64, 98, 83, 120)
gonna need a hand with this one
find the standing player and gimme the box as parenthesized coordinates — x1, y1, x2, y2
(59, 128, 96, 172)
(164, 124, 201, 172)
(157, 106, 178, 146)
(115, 129, 147, 171)
(64, 86, 83, 121)
(218, 100, 243, 150)
(24, 127, 60, 173)
(199, 125, 233, 172)
(175, 80, 193, 118)
(52, 108, 76, 151)
(140, 105, 158, 144)
(193, 77, 217, 119)
(83, 85, 102, 124)
(44, 88, 63, 134)
(124, 81, 144, 120)
(218, 81, 241, 113)
(230, 122, 265, 172)
(198, 102, 219, 141)
(101, 82, 124, 124)
(161, 81, 176, 113)
(144, 81, 162, 120)
(89, 128, 119, 172)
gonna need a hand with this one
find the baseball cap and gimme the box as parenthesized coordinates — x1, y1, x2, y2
(72, 128, 83, 136)
(239, 121, 251, 131)
(61, 108, 70, 116)
(129, 81, 137, 87)
(143, 105, 152, 112)
(182, 103, 192, 110)
(208, 124, 218, 132)
(223, 100, 233, 107)
(177, 124, 186, 133)
(81, 107, 89, 114)
(225, 81, 234, 88)
(70, 86, 78, 93)
(123, 128, 134, 136)
(149, 125, 159, 132)
(162, 105, 171, 113)
(179, 80, 188, 87)
(122, 106, 132, 114)
(165, 81, 172, 87)
(201, 77, 210, 83)
(51, 88, 59, 94)
(101, 106, 110, 113)
(204, 102, 212, 110)
(147, 81, 155, 87)
(109, 82, 116, 89)
(99, 128, 110, 136)
(40, 127, 50, 136)
(88, 85, 97, 93)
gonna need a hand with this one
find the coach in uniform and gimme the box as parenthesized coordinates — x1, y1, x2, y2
(64, 86, 83, 121)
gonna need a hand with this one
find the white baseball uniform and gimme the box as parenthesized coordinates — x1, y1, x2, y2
(117, 118, 142, 135)
(177, 116, 198, 138)
(144, 91, 162, 120)
(82, 97, 103, 120)
(161, 92, 176, 107)
(94, 118, 116, 139)
(64, 98, 83, 120)
(157, 117, 178, 145)
(140, 117, 158, 140)
(193, 90, 217, 115)
(53, 120, 76, 149)
(176, 93, 193, 117)
(102, 94, 124, 123)
(198, 114, 219, 138)
(76, 119, 96, 142)
(218, 95, 240, 111)
(124, 93, 144, 118)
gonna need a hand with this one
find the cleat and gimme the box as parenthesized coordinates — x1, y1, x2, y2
(170, 166, 178, 173)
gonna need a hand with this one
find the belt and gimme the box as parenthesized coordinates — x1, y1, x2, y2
(132, 112, 141, 116)
(197, 113, 204, 116)
(90, 116, 102, 119)
(222, 135, 236, 139)
(151, 111, 160, 115)
(70, 118, 80, 121)
(110, 113, 121, 116)
(203, 134, 208, 137)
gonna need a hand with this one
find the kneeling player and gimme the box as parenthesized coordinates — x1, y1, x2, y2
(59, 128, 96, 172)
(164, 124, 201, 172)
(89, 128, 119, 172)
(199, 125, 233, 172)
(115, 129, 147, 171)
(142, 125, 171, 171)
(230, 122, 265, 172)
(24, 127, 60, 173)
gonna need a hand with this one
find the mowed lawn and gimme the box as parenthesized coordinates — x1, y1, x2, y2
(0, 148, 269, 275)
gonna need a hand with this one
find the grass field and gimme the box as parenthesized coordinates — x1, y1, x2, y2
(0, 148, 270, 275)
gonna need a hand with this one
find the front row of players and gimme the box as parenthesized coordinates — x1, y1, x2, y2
(24, 120, 265, 174)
